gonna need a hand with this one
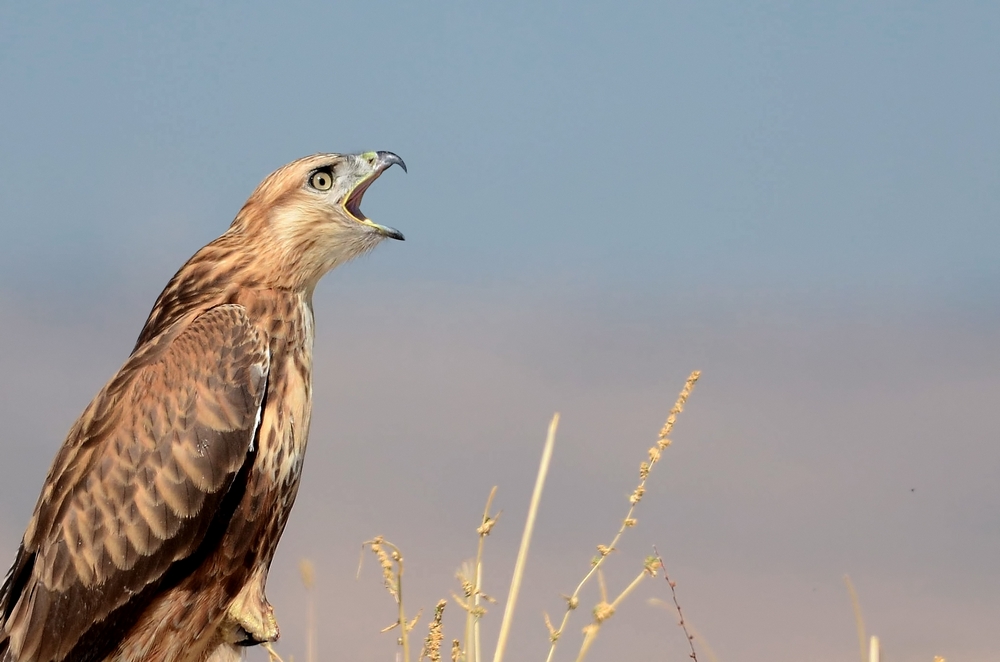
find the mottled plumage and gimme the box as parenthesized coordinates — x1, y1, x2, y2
(0, 152, 406, 662)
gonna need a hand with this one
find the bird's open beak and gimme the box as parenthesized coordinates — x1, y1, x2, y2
(345, 151, 406, 241)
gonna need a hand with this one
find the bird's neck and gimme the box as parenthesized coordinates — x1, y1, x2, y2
(134, 236, 314, 352)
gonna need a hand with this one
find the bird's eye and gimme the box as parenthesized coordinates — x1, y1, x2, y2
(310, 170, 333, 191)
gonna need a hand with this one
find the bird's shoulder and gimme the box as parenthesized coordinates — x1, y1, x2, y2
(32, 303, 269, 529)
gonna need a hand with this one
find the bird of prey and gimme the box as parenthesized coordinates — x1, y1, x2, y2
(0, 151, 407, 662)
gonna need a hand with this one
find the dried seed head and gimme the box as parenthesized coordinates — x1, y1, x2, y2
(419, 600, 447, 662)
(659, 370, 700, 441)
(593, 601, 615, 623)
(367, 537, 399, 600)
(643, 555, 659, 577)
(544, 611, 558, 639)
(455, 561, 476, 598)
(450, 592, 470, 612)
(298, 558, 315, 590)
(477, 513, 499, 536)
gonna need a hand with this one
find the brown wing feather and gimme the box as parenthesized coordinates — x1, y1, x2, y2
(0, 304, 269, 662)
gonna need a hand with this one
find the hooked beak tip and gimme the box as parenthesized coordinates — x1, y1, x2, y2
(376, 151, 407, 173)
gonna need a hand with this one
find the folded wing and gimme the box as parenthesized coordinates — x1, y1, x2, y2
(0, 304, 269, 662)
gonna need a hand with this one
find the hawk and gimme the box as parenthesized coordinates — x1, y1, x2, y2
(0, 151, 407, 662)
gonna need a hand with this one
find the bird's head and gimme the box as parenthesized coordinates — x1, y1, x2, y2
(229, 151, 406, 290)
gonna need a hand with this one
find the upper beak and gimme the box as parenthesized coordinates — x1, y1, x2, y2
(376, 151, 407, 174)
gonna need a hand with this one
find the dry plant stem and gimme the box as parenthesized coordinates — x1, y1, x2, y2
(298, 559, 316, 662)
(844, 575, 866, 662)
(652, 546, 698, 662)
(397, 547, 410, 662)
(466, 486, 498, 662)
(545, 371, 700, 662)
(574, 571, 648, 662)
(261, 642, 286, 662)
(306, 591, 315, 662)
(363, 538, 412, 662)
(868, 635, 880, 662)
(492, 413, 560, 662)
(647, 601, 719, 662)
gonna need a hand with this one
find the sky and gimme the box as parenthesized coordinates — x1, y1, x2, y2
(0, 2, 998, 661)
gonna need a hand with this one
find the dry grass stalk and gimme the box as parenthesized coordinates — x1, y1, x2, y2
(652, 546, 698, 661)
(574, 559, 658, 662)
(357, 371, 701, 661)
(543, 370, 700, 662)
(298, 559, 316, 662)
(261, 642, 286, 662)
(455, 486, 500, 662)
(648, 599, 719, 662)
(844, 575, 866, 662)
(361, 536, 417, 662)
(492, 413, 560, 662)
(869, 635, 880, 662)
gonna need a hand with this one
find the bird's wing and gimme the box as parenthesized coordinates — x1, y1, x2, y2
(0, 304, 269, 662)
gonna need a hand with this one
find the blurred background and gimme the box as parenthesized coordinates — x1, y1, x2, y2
(1, 2, 998, 660)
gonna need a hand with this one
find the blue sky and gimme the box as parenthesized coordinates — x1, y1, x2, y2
(2, 1, 997, 300)
(1, 3, 998, 661)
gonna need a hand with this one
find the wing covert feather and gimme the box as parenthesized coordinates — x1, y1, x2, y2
(0, 304, 269, 662)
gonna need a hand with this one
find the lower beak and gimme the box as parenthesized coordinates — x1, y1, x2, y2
(364, 220, 405, 241)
